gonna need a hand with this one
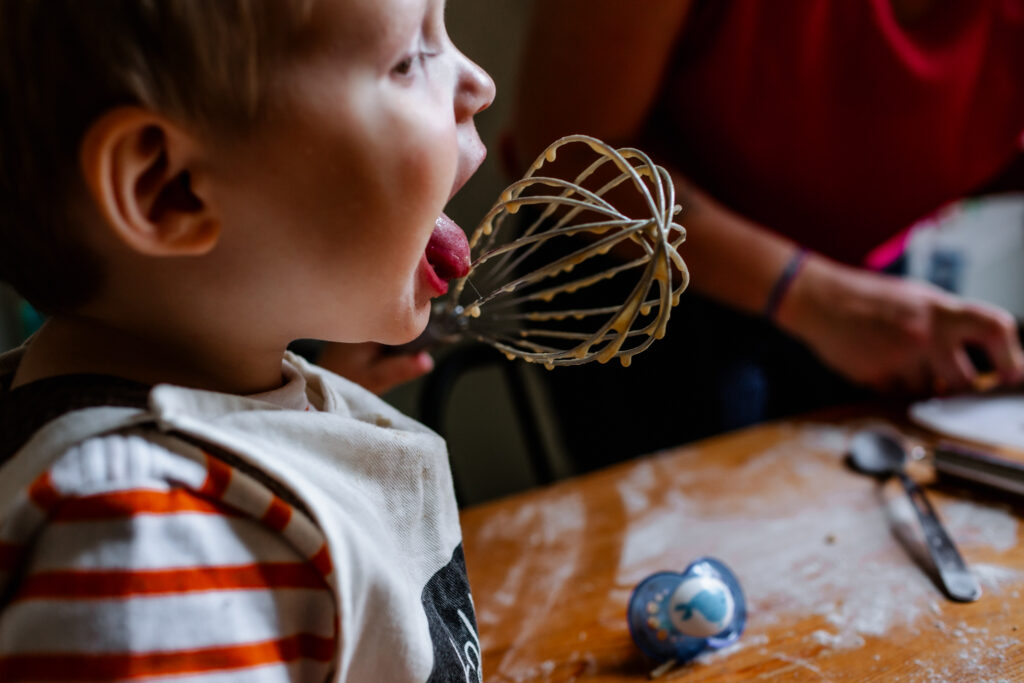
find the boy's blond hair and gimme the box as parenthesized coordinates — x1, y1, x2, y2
(0, 1, 311, 313)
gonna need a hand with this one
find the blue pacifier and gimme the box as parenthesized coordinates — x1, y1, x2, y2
(627, 557, 746, 664)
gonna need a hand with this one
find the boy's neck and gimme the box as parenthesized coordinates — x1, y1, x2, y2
(11, 315, 289, 396)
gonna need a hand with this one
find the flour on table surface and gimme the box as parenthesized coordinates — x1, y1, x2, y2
(615, 424, 1022, 666)
(940, 501, 1018, 552)
(692, 633, 770, 664)
(470, 424, 1023, 679)
(474, 494, 585, 646)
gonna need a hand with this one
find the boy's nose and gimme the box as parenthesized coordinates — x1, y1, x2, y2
(455, 53, 496, 122)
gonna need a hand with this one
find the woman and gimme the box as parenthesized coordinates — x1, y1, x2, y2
(508, 0, 1024, 466)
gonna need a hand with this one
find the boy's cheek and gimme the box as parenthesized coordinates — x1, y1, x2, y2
(392, 139, 459, 213)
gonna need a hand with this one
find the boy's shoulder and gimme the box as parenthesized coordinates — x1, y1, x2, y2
(0, 348, 427, 460)
(0, 354, 331, 558)
(0, 366, 153, 466)
(0, 429, 339, 682)
(1, 427, 327, 556)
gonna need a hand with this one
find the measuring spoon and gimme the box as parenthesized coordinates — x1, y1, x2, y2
(848, 429, 981, 602)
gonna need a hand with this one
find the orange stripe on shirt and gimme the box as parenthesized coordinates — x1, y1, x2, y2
(309, 544, 333, 577)
(28, 472, 61, 512)
(0, 632, 335, 681)
(260, 496, 293, 532)
(199, 453, 232, 499)
(49, 489, 238, 522)
(15, 562, 328, 600)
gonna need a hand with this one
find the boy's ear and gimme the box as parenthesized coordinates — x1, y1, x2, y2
(79, 107, 220, 256)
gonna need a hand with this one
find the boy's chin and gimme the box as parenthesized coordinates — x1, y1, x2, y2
(381, 308, 433, 347)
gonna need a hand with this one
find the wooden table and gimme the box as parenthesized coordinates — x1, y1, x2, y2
(460, 409, 1024, 681)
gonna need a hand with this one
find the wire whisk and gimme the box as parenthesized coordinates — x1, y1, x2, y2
(422, 134, 688, 368)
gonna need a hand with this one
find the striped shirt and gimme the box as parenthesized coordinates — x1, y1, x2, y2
(0, 369, 338, 682)
(0, 352, 476, 682)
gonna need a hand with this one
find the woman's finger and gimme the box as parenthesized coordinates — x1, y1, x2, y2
(955, 305, 1024, 385)
(929, 346, 977, 396)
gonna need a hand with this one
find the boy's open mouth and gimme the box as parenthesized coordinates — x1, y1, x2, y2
(423, 213, 471, 295)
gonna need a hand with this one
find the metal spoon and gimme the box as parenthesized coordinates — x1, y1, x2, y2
(848, 429, 981, 602)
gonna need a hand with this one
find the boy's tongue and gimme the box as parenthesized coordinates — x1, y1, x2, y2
(426, 213, 471, 281)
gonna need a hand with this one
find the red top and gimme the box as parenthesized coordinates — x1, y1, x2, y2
(652, 0, 1024, 265)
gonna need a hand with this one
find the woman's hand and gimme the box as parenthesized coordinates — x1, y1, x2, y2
(778, 255, 1024, 395)
(315, 342, 433, 395)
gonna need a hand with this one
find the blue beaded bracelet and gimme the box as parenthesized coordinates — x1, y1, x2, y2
(763, 248, 808, 321)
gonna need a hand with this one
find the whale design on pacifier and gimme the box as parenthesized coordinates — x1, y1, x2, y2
(627, 557, 746, 667)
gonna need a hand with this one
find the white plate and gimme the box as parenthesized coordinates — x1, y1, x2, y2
(909, 394, 1024, 450)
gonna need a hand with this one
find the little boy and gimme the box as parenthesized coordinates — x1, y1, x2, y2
(0, 1, 494, 681)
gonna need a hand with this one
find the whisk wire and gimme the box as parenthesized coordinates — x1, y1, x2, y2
(469, 219, 653, 309)
(439, 134, 688, 368)
(474, 182, 627, 286)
